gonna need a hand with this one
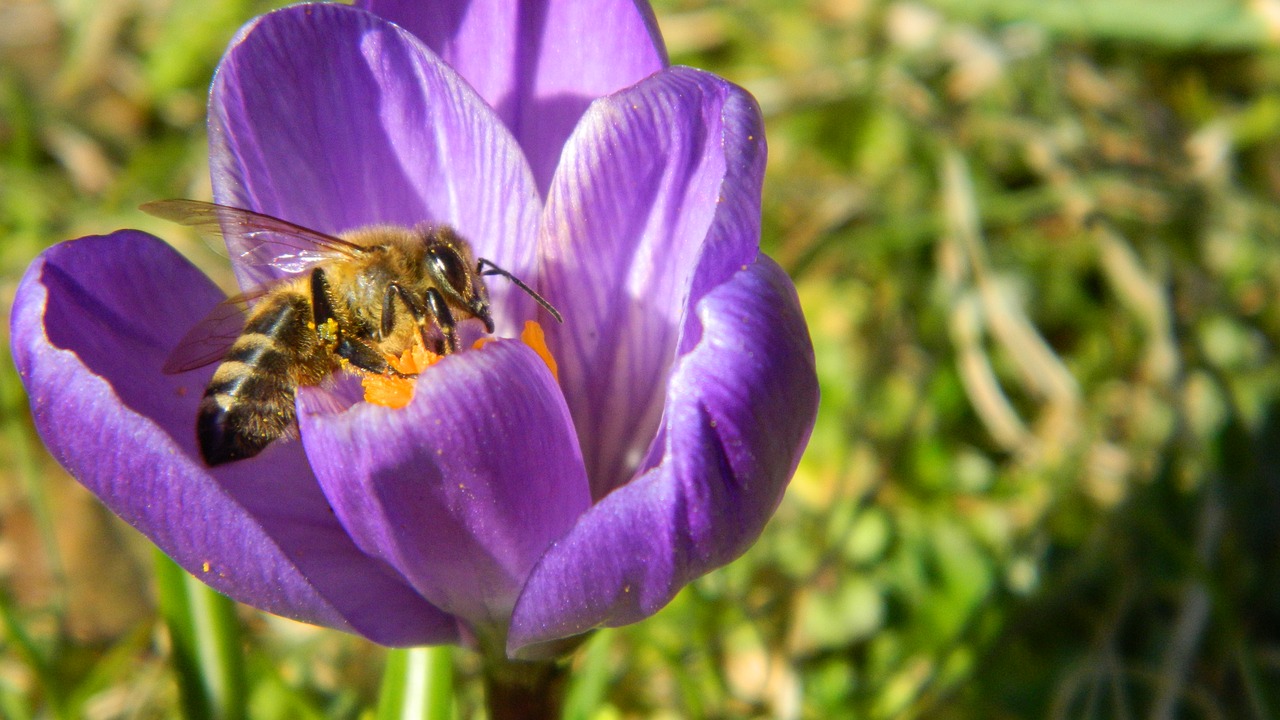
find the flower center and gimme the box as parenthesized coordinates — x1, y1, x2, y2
(361, 320, 558, 409)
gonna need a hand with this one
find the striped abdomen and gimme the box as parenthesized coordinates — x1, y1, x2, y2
(197, 290, 334, 466)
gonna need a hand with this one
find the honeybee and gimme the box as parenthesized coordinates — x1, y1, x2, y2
(143, 200, 560, 467)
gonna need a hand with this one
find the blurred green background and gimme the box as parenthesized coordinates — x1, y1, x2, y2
(3, 0, 1280, 717)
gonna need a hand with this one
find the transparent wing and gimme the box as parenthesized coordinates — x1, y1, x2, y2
(162, 289, 270, 374)
(141, 199, 368, 286)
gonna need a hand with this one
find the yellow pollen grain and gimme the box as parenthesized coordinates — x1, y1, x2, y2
(201, 561, 211, 573)
(316, 318, 339, 345)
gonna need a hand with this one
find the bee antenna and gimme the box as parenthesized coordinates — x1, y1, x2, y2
(476, 258, 564, 323)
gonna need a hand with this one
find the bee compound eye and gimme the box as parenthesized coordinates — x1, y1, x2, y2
(427, 248, 469, 293)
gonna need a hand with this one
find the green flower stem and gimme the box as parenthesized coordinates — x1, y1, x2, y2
(377, 646, 454, 720)
(154, 550, 247, 720)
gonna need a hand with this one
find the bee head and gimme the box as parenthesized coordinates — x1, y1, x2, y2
(424, 236, 494, 333)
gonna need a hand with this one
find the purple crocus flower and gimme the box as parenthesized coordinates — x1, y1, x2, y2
(10, 0, 817, 658)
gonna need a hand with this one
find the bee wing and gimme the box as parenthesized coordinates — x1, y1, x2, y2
(141, 199, 368, 286)
(162, 289, 270, 374)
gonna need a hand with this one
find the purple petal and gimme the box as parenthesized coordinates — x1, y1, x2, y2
(10, 231, 457, 647)
(539, 66, 767, 498)
(357, 0, 668, 193)
(508, 256, 817, 655)
(297, 339, 591, 631)
(210, 4, 541, 329)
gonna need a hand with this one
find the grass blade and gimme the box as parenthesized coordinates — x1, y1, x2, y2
(154, 550, 247, 720)
(377, 646, 454, 720)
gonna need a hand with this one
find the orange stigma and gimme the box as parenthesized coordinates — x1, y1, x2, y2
(361, 344, 441, 409)
(363, 320, 558, 408)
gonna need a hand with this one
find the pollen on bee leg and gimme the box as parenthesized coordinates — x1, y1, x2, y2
(315, 317, 339, 345)
(361, 344, 442, 409)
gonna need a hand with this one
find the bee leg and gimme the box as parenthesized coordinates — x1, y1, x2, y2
(381, 282, 418, 339)
(312, 268, 408, 377)
(423, 287, 459, 355)
(384, 282, 436, 355)
(386, 283, 457, 356)
(341, 337, 411, 376)
(310, 267, 341, 346)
